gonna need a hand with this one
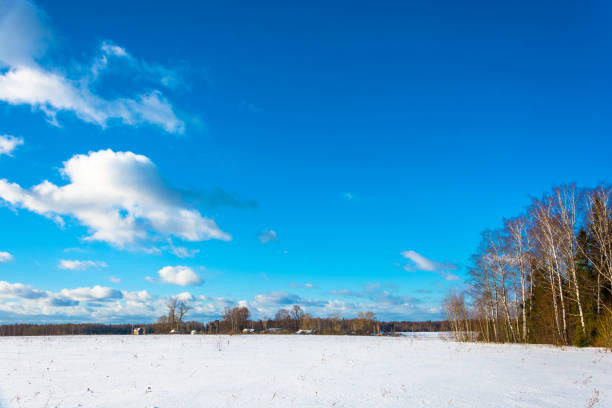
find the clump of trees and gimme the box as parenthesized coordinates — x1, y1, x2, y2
(155, 299, 191, 332)
(212, 305, 379, 334)
(203, 306, 440, 335)
(221, 306, 251, 333)
(446, 184, 612, 347)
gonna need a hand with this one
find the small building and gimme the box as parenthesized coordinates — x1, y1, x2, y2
(133, 327, 144, 335)
(169, 329, 181, 334)
(263, 327, 283, 334)
(242, 328, 255, 334)
(190, 330, 198, 335)
(296, 329, 317, 335)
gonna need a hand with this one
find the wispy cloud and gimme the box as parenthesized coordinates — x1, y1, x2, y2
(0, 149, 230, 248)
(0, 0, 185, 133)
(58, 260, 108, 270)
(290, 282, 317, 289)
(401, 250, 460, 281)
(258, 230, 278, 244)
(163, 239, 200, 259)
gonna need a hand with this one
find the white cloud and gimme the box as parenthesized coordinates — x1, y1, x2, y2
(258, 230, 278, 244)
(100, 41, 128, 58)
(290, 282, 316, 289)
(0, 0, 52, 67)
(0, 135, 24, 156)
(0, 281, 47, 299)
(122, 290, 151, 302)
(0, 251, 13, 263)
(164, 239, 200, 258)
(173, 292, 194, 302)
(0, 280, 157, 321)
(0, 278, 445, 322)
(58, 259, 108, 270)
(250, 291, 303, 314)
(0, 67, 184, 132)
(0, 1, 184, 133)
(109, 276, 122, 283)
(157, 266, 202, 286)
(443, 273, 460, 281)
(401, 250, 441, 271)
(169, 246, 199, 258)
(0, 149, 230, 248)
(59, 285, 122, 301)
(401, 250, 460, 281)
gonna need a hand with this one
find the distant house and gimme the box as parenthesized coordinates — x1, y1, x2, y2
(190, 330, 198, 335)
(133, 327, 144, 335)
(296, 329, 316, 335)
(169, 329, 181, 334)
(263, 328, 283, 334)
(242, 328, 256, 334)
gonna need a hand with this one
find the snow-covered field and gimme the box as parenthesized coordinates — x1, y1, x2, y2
(0, 335, 610, 407)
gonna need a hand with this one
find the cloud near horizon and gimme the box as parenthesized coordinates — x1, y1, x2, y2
(0, 149, 231, 248)
(0, 278, 444, 323)
(0, 0, 184, 133)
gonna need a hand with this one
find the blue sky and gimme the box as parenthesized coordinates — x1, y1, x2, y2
(0, 0, 610, 323)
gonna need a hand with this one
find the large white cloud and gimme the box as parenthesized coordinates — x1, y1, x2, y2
(0, 0, 184, 133)
(0, 149, 231, 247)
(59, 286, 122, 302)
(156, 266, 202, 286)
(0, 134, 24, 156)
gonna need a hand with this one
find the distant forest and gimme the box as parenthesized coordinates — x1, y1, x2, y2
(446, 184, 612, 348)
(0, 316, 449, 336)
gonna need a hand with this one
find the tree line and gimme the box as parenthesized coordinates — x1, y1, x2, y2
(446, 184, 612, 347)
(0, 322, 207, 336)
(204, 305, 449, 334)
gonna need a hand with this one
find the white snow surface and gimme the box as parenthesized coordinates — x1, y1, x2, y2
(0, 334, 610, 407)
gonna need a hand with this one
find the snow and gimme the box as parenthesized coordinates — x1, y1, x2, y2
(0, 335, 610, 407)
(398, 331, 455, 339)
